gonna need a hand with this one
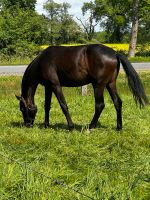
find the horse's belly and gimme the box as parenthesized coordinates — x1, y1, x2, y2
(58, 73, 91, 87)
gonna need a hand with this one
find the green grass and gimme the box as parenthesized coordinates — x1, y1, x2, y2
(1, 56, 150, 66)
(0, 56, 34, 66)
(129, 56, 150, 63)
(0, 73, 150, 200)
(0, 56, 149, 65)
(1, 56, 150, 65)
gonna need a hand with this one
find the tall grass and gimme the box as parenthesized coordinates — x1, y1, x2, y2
(0, 56, 34, 66)
(0, 73, 150, 199)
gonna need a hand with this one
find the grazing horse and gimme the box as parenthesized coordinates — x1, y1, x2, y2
(16, 44, 149, 130)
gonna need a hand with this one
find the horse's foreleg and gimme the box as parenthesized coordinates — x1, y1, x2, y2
(44, 86, 52, 128)
(107, 82, 122, 130)
(89, 84, 105, 129)
(53, 85, 74, 131)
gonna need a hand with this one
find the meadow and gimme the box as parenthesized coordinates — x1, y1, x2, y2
(0, 72, 150, 200)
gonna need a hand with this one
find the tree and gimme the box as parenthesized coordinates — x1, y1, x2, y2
(82, 0, 150, 56)
(128, 0, 150, 57)
(59, 2, 72, 43)
(44, 0, 83, 44)
(128, 0, 139, 57)
(93, 0, 130, 43)
(0, 6, 49, 57)
(138, 18, 150, 44)
(43, 0, 62, 45)
(0, 0, 36, 11)
(79, 1, 98, 41)
(58, 3, 82, 44)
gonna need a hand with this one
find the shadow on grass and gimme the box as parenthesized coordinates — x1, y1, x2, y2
(37, 123, 83, 132)
(10, 121, 108, 132)
(10, 121, 24, 128)
(37, 121, 108, 131)
(10, 121, 82, 131)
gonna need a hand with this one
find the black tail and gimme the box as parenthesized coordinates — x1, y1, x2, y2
(117, 53, 149, 107)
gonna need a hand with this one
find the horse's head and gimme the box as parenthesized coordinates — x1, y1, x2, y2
(15, 95, 37, 128)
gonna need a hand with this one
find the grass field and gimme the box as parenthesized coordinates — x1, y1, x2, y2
(0, 73, 150, 200)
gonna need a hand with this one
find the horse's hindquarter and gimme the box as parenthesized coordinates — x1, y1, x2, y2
(87, 45, 118, 85)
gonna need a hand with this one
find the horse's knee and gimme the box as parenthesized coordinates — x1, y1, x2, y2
(95, 102, 105, 112)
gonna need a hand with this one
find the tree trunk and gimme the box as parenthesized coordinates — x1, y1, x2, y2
(128, 0, 139, 58)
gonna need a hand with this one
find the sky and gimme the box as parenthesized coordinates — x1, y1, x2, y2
(36, 0, 90, 19)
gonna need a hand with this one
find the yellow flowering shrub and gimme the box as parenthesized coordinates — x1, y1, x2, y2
(105, 43, 150, 56)
(61, 43, 84, 47)
(40, 43, 130, 53)
(40, 43, 150, 56)
(40, 45, 49, 49)
(40, 44, 84, 49)
(104, 44, 129, 54)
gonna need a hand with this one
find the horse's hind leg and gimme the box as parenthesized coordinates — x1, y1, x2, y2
(107, 81, 122, 130)
(89, 84, 105, 129)
(52, 84, 74, 131)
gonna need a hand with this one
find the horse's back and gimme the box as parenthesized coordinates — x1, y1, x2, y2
(34, 44, 118, 86)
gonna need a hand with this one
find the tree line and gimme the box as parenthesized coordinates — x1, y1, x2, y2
(0, 0, 149, 59)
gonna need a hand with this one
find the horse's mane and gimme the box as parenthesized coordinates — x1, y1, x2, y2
(21, 55, 39, 97)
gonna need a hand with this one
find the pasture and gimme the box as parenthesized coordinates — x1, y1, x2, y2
(0, 73, 150, 200)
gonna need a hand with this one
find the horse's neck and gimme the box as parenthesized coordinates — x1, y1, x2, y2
(21, 68, 38, 106)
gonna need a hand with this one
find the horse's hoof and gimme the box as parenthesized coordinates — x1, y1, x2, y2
(116, 127, 122, 131)
(68, 125, 74, 131)
(44, 123, 49, 128)
(89, 124, 96, 129)
(25, 123, 33, 128)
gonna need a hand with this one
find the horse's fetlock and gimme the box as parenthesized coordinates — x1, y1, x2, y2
(96, 103, 105, 111)
(68, 124, 74, 131)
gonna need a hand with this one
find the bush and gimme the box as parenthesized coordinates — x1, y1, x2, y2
(0, 42, 42, 65)
(136, 44, 150, 57)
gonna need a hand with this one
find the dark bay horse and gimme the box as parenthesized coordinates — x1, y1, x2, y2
(16, 44, 149, 130)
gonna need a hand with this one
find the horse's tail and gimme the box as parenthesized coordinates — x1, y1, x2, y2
(117, 53, 149, 107)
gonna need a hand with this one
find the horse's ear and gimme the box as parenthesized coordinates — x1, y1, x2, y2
(15, 95, 21, 101)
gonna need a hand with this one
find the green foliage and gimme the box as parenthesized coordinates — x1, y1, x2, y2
(0, 6, 49, 58)
(83, 0, 150, 43)
(91, 0, 131, 42)
(80, 1, 101, 41)
(0, 0, 36, 11)
(0, 73, 150, 199)
(129, 56, 150, 62)
(43, 0, 83, 45)
(0, 0, 150, 59)
(138, 0, 150, 44)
